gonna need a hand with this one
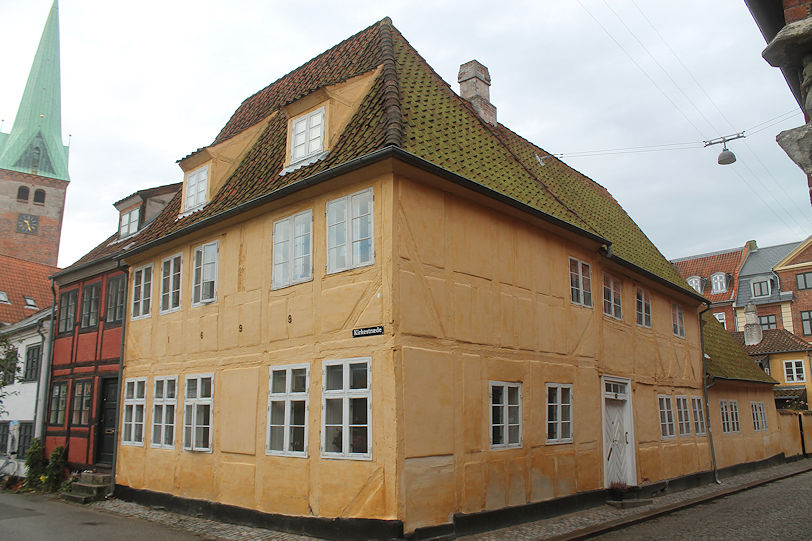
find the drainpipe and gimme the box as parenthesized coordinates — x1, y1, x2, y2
(39, 280, 58, 440)
(109, 261, 128, 497)
(698, 303, 721, 484)
(32, 313, 50, 439)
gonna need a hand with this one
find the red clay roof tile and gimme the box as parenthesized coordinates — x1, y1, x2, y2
(0, 254, 58, 325)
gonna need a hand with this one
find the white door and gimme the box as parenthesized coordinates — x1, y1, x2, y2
(602, 377, 636, 488)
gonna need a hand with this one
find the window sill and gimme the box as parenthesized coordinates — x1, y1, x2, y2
(320, 453, 372, 461)
(121, 441, 144, 447)
(545, 439, 573, 445)
(191, 298, 217, 308)
(271, 276, 314, 291)
(326, 260, 375, 276)
(159, 307, 182, 316)
(280, 150, 329, 176)
(266, 450, 308, 458)
(178, 203, 208, 220)
(130, 314, 152, 321)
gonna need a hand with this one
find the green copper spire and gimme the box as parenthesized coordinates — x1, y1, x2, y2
(0, 1, 69, 181)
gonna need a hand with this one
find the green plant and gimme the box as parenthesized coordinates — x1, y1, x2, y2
(24, 438, 46, 489)
(44, 445, 67, 492)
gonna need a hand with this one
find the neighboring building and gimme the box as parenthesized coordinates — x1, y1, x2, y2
(733, 304, 812, 410)
(772, 235, 812, 340)
(672, 244, 750, 331)
(0, 254, 57, 327)
(734, 240, 803, 333)
(45, 183, 180, 469)
(745, 0, 812, 203)
(0, 307, 53, 472)
(97, 18, 790, 538)
(0, 1, 69, 266)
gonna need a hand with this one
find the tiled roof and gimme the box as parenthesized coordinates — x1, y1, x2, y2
(703, 312, 776, 384)
(731, 329, 812, 355)
(0, 254, 58, 325)
(740, 241, 801, 276)
(672, 246, 747, 302)
(125, 18, 698, 298)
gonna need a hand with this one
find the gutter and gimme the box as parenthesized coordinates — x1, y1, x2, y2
(40, 280, 57, 440)
(604, 251, 707, 305)
(698, 303, 721, 484)
(32, 314, 50, 439)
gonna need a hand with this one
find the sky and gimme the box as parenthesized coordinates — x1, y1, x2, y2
(1, 0, 809, 269)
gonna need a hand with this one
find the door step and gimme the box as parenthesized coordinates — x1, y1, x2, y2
(607, 498, 653, 509)
(61, 471, 112, 504)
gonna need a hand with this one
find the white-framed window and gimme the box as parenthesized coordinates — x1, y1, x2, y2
(183, 374, 213, 452)
(687, 276, 701, 293)
(710, 272, 726, 293)
(720, 399, 740, 433)
(192, 241, 218, 305)
(675, 396, 691, 436)
(751, 401, 768, 432)
(122, 378, 147, 446)
(131, 264, 153, 319)
(759, 314, 777, 330)
(658, 395, 675, 438)
(751, 279, 770, 298)
(151, 376, 177, 449)
(691, 397, 706, 435)
(119, 207, 140, 238)
(546, 383, 572, 444)
(671, 303, 685, 338)
(290, 107, 325, 164)
(267, 364, 309, 456)
(784, 360, 806, 383)
(272, 210, 313, 289)
(490, 381, 522, 449)
(635, 287, 652, 328)
(23, 296, 37, 309)
(184, 165, 209, 212)
(326, 188, 373, 274)
(602, 274, 622, 320)
(713, 312, 726, 329)
(0, 291, 9, 304)
(322, 358, 371, 459)
(160, 253, 183, 314)
(569, 257, 592, 307)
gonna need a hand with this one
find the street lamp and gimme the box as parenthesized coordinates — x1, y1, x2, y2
(703, 132, 745, 165)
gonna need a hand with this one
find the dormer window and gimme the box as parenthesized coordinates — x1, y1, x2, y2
(23, 296, 37, 309)
(687, 276, 701, 293)
(184, 165, 209, 212)
(710, 272, 726, 294)
(0, 291, 9, 304)
(290, 107, 324, 164)
(751, 279, 770, 298)
(119, 207, 140, 238)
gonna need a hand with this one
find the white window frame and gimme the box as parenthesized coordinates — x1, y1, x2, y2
(321, 358, 371, 460)
(122, 378, 147, 446)
(759, 314, 778, 330)
(23, 296, 37, 309)
(720, 399, 740, 433)
(184, 165, 209, 213)
(784, 360, 806, 383)
(192, 241, 218, 306)
(569, 257, 593, 307)
(131, 264, 153, 320)
(658, 394, 676, 439)
(183, 373, 214, 452)
(758, 402, 768, 431)
(490, 381, 522, 449)
(119, 207, 140, 238)
(160, 253, 183, 314)
(729, 400, 740, 433)
(602, 273, 622, 320)
(267, 364, 309, 457)
(272, 210, 313, 289)
(751, 401, 767, 432)
(671, 303, 685, 338)
(691, 397, 706, 435)
(290, 107, 325, 165)
(545, 383, 572, 444)
(751, 279, 770, 298)
(151, 376, 177, 449)
(675, 396, 691, 436)
(713, 312, 726, 329)
(710, 272, 726, 294)
(326, 188, 374, 274)
(635, 287, 652, 328)
(0, 291, 9, 304)
(687, 276, 701, 293)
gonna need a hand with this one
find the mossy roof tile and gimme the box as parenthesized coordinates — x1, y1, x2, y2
(703, 312, 776, 384)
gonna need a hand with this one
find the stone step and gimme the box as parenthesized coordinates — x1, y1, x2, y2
(607, 497, 653, 509)
(70, 482, 108, 499)
(61, 492, 93, 505)
(79, 472, 112, 486)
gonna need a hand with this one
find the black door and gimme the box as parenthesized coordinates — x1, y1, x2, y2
(96, 378, 118, 465)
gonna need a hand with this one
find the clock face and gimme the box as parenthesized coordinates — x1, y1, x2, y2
(16, 213, 39, 235)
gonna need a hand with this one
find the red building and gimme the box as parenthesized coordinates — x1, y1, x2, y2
(45, 183, 179, 467)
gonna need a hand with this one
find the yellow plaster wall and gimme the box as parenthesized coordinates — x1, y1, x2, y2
(392, 175, 706, 532)
(117, 169, 400, 521)
(767, 351, 812, 403)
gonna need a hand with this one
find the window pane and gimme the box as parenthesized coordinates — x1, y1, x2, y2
(290, 426, 305, 452)
(325, 398, 343, 424)
(200, 377, 212, 398)
(291, 369, 307, 393)
(350, 398, 367, 425)
(269, 426, 284, 451)
(291, 400, 306, 425)
(350, 426, 367, 453)
(325, 426, 342, 453)
(508, 425, 520, 444)
(270, 401, 285, 425)
(492, 425, 504, 445)
(326, 365, 343, 390)
(272, 370, 287, 394)
(350, 363, 367, 389)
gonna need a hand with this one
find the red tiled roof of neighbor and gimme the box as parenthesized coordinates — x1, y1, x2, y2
(731, 329, 812, 355)
(673, 247, 747, 302)
(0, 254, 58, 325)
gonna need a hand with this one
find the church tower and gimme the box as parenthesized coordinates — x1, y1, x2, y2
(0, 1, 69, 266)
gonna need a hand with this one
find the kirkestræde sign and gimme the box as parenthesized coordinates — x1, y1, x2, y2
(352, 325, 384, 338)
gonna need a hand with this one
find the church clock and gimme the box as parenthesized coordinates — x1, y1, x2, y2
(16, 213, 40, 235)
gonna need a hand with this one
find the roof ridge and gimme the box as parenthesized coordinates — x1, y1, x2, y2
(0, 252, 60, 271)
(379, 17, 403, 147)
(671, 245, 746, 262)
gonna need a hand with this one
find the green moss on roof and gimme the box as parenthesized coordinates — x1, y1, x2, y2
(702, 312, 776, 384)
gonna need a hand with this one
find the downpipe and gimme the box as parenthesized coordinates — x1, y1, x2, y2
(698, 303, 721, 484)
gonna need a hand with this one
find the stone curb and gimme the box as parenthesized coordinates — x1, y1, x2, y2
(545, 461, 812, 541)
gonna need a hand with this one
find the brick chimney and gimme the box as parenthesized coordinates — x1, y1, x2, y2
(458, 60, 497, 126)
(743, 302, 763, 346)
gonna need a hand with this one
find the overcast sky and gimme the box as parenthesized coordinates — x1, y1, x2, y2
(1, 0, 809, 268)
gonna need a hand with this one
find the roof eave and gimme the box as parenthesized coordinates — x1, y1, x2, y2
(606, 252, 707, 304)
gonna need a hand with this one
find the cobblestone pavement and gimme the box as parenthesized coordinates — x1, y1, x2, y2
(592, 471, 812, 540)
(89, 458, 811, 541)
(459, 458, 812, 541)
